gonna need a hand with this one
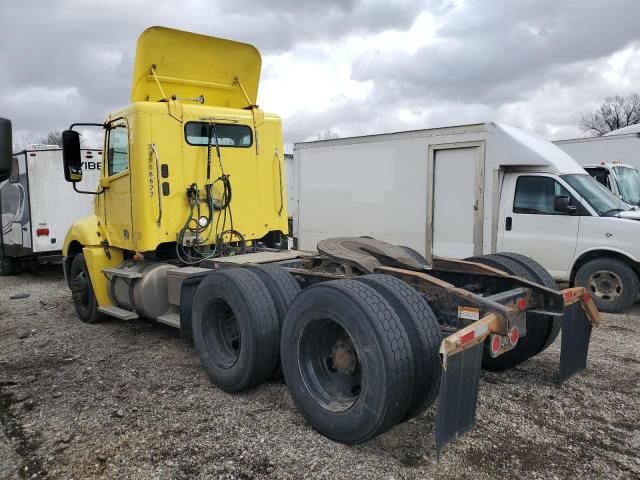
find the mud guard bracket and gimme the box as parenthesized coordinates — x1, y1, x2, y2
(434, 341, 483, 455)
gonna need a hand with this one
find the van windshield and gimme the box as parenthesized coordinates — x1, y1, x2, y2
(561, 174, 632, 216)
(613, 166, 640, 206)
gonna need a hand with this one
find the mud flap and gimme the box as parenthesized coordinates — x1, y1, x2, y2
(435, 341, 483, 455)
(559, 301, 593, 383)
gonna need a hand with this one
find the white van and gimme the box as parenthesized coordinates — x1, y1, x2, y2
(292, 122, 640, 312)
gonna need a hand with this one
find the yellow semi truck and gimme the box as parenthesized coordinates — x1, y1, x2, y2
(10, 27, 600, 453)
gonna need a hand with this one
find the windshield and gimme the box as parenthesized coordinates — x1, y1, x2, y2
(613, 166, 640, 206)
(561, 174, 632, 216)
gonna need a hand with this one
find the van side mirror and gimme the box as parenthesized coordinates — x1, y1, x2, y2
(62, 130, 83, 182)
(553, 195, 576, 214)
(0, 118, 12, 182)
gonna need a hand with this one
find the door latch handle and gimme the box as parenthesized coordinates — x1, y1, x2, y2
(506, 217, 512, 231)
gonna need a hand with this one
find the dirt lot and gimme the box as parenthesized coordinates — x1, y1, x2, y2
(1, 267, 639, 480)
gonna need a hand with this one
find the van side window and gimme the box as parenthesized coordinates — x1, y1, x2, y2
(513, 176, 572, 214)
(107, 124, 129, 176)
(585, 167, 610, 189)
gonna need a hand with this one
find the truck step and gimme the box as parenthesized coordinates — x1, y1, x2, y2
(98, 305, 139, 320)
(102, 267, 143, 279)
(157, 313, 180, 328)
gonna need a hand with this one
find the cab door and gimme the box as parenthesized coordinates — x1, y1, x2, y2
(499, 173, 580, 279)
(102, 121, 133, 248)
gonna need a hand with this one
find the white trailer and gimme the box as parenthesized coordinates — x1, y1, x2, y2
(293, 122, 640, 312)
(0, 146, 101, 274)
(553, 128, 640, 206)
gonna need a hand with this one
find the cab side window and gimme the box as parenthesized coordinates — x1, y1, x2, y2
(513, 176, 572, 215)
(107, 124, 129, 176)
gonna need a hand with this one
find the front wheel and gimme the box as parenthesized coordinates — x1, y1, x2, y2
(575, 258, 639, 313)
(70, 254, 107, 323)
(0, 256, 16, 276)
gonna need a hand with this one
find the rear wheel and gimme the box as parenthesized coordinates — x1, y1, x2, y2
(465, 254, 549, 371)
(494, 252, 561, 353)
(281, 280, 415, 443)
(244, 264, 301, 380)
(192, 268, 280, 392)
(354, 274, 441, 420)
(575, 258, 639, 313)
(70, 253, 107, 324)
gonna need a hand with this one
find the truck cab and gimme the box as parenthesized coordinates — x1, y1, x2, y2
(60, 27, 288, 317)
(583, 162, 640, 207)
(498, 167, 640, 312)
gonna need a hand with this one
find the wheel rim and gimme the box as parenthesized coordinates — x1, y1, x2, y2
(587, 270, 623, 302)
(298, 318, 362, 412)
(202, 298, 241, 368)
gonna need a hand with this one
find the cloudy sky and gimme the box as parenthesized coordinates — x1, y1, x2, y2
(2, 0, 640, 150)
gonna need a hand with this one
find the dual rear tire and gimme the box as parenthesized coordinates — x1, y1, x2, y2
(191, 266, 443, 444)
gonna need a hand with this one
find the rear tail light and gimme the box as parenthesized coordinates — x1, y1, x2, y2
(36, 228, 50, 237)
(508, 326, 520, 347)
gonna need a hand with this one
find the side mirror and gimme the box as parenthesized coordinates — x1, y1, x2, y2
(553, 195, 576, 214)
(0, 117, 12, 182)
(62, 130, 83, 182)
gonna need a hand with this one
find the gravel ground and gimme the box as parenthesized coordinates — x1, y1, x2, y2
(1, 266, 639, 479)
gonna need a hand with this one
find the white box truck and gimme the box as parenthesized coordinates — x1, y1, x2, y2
(293, 122, 640, 312)
(0, 145, 101, 274)
(554, 126, 640, 206)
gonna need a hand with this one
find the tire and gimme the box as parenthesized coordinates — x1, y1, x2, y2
(244, 264, 302, 380)
(70, 254, 108, 324)
(281, 279, 415, 443)
(495, 252, 561, 353)
(400, 245, 428, 266)
(0, 256, 15, 276)
(354, 274, 441, 420)
(575, 258, 639, 313)
(465, 254, 549, 371)
(192, 268, 280, 392)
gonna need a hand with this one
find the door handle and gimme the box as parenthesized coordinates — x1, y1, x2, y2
(506, 217, 512, 231)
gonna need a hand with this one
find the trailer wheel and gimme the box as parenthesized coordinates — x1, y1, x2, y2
(0, 256, 16, 276)
(495, 252, 561, 353)
(400, 246, 428, 266)
(354, 274, 441, 420)
(69, 254, 107, 324)
(465, 254, 549, 371)
(192, 268, 280, 392)
(575, 258, 639, 313)
(245, 264, 302, 380)
(281, 280, 414, 443)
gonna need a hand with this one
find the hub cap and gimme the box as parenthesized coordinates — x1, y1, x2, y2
(587, 270, 623, 302)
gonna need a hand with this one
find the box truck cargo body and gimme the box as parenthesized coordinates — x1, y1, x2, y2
(0, 147, 101, 273)
(293, 122, 640, 312)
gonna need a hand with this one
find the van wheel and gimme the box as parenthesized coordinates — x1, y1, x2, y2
(494, 252, 561, 354)
(281, 280, 414, 443)
(192, 268, 280, 392)
(465, 254, 549, 370)
(354, 274, 441, 420)
(245, 264, 302, 380)
(0, 256, 15, 276)
(575, 258, 639, 313)
(70, 254, 108, 324)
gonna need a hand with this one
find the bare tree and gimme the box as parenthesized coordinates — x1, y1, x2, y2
(39, 129, 63, 147)
(317, 129, 341, 140)
(580, 93, 640, 136)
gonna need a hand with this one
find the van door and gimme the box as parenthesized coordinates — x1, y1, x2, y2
(429, 145, 483, 259)
(102, 121, 134, 248)
(499, 173, 579, 278)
